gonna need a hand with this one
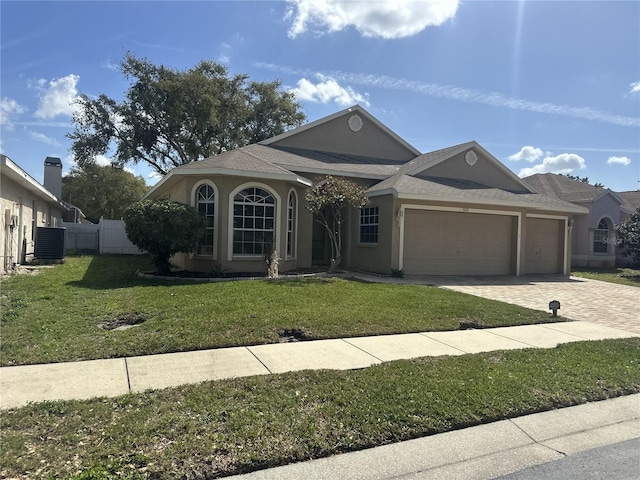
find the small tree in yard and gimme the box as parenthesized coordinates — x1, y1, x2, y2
(306, 176, 368, 273)
(124, 200, 206, 275)
(616, 207, 640, 267)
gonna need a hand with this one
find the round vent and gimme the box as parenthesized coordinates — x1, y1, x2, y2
(348, 114, 363, 132)
(465, 150, 477, 166)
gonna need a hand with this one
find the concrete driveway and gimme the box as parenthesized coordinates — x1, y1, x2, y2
(430, 275, 640, 335)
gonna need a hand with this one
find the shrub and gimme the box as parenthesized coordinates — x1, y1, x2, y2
(124, 200, 206, 275)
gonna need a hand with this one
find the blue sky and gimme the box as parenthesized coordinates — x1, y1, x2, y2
(1, 0, 639, 192)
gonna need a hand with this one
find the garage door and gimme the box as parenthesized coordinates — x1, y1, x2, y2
(525, 217, 563, 274)
(403, 210, 514, 275)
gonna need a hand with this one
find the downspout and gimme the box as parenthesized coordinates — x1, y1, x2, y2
(565, 218, 573, 276)
(16, 201, 24, 267)
(397, 206, 405, 271)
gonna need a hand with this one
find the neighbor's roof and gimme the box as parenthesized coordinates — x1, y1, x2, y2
(523, 173, 623, 204)
(617, 190, 640, 214)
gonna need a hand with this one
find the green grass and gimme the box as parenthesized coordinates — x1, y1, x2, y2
(1, 338, 638, 479)
(0, 256, 557, 366)
(572, 267, 640, 287)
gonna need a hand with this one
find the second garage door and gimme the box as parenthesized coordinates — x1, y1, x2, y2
(403, 210, 515, 275)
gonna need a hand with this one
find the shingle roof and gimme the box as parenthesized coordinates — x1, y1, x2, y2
(617, 190, 640, 213)
(265, 146, 403, 178)
(368, 174, 588, 213)
(522, 173, 608, 202)
(178, 145, 297, 176)
(399, 143, 471, 175)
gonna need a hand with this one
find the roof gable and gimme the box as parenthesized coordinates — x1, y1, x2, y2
(407, 142, 532, 193)
(260, 105, 420, 162)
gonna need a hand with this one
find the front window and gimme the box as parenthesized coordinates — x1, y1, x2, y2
(233, 187, 275, 255)
(360, 206, 379, 244)
(593, 219, 609, 254)
(287, 191, 296, 258)
(196, 184, 215, 255)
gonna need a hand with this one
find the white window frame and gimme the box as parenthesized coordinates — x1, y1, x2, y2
(286, 188, 298, 259)
(228, 182, 281, 261)
(191, 180, 218, 259)
(593, 218, 610, 255)
(359, 206, 379, 244)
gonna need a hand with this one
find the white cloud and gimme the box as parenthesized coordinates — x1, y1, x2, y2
(34, 74, 80, 119)
(291, 76, 370, 107)
(29, 131, 61, 146)
(218, 42, 231, 64)
(508, 146, 543, 162)
(518, 153, 586, 177)
(94, 154, 112, 167)
(285, 0, 458, 39)
(630, 81, 640, 94)
(101, 59, 119, 71)
(607, 155, 631, 166)
(256, 63, 640, 128)
(0, 97, 27, 128)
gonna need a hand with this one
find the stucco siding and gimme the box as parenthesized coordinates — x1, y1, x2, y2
(415, 150, 527, 192)
(155, 175, 311, 273)
(269, 114, 415, 161)
(1, 174, 64, 272)
(348, 195, 395, 274)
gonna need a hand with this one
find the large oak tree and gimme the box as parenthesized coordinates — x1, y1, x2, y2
(68, 53, 306, 176)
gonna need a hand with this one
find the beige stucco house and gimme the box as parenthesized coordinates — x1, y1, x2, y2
(1, 155, 67, 273)
(523, 173, 638, 268)
(144, 105, 588, 276)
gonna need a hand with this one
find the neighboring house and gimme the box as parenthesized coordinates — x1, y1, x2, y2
(144, 105, 588, 277)
(522, 173, 628, 268)
(1, 155, 67, 272)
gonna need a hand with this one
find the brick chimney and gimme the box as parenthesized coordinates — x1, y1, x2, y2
(43, 156, 62, 199)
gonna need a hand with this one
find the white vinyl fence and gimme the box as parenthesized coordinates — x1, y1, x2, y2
(63, 218, 144, 255)
(64, 222, 99, 252)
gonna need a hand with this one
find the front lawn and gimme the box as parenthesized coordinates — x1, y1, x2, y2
(1, 338, 638, 479)
(0, 256, 558, 366)
(572, 267, 640, 287)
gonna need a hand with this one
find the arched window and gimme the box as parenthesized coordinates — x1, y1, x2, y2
(232, 187, 276, 255)
(286, 190, 297, 258)
(195, 184, 215, 255)
(593, 218, 609, 254)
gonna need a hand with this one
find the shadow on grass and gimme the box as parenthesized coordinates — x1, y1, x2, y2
(65, 255, 334, 290)
(66, 254, 166, 290)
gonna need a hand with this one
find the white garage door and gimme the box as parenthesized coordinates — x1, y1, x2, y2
(525, 217, 562, 274)
(403, 210, 514, 275)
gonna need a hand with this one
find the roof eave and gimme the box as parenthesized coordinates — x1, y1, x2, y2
(387, 192, 589, 214)
(1, 155, 67, 209)
(143, 167, 312, 200)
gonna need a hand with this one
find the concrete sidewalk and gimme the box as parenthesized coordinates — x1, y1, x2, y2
(230, 394, 640, 480)
(1, 320, 637, 410)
